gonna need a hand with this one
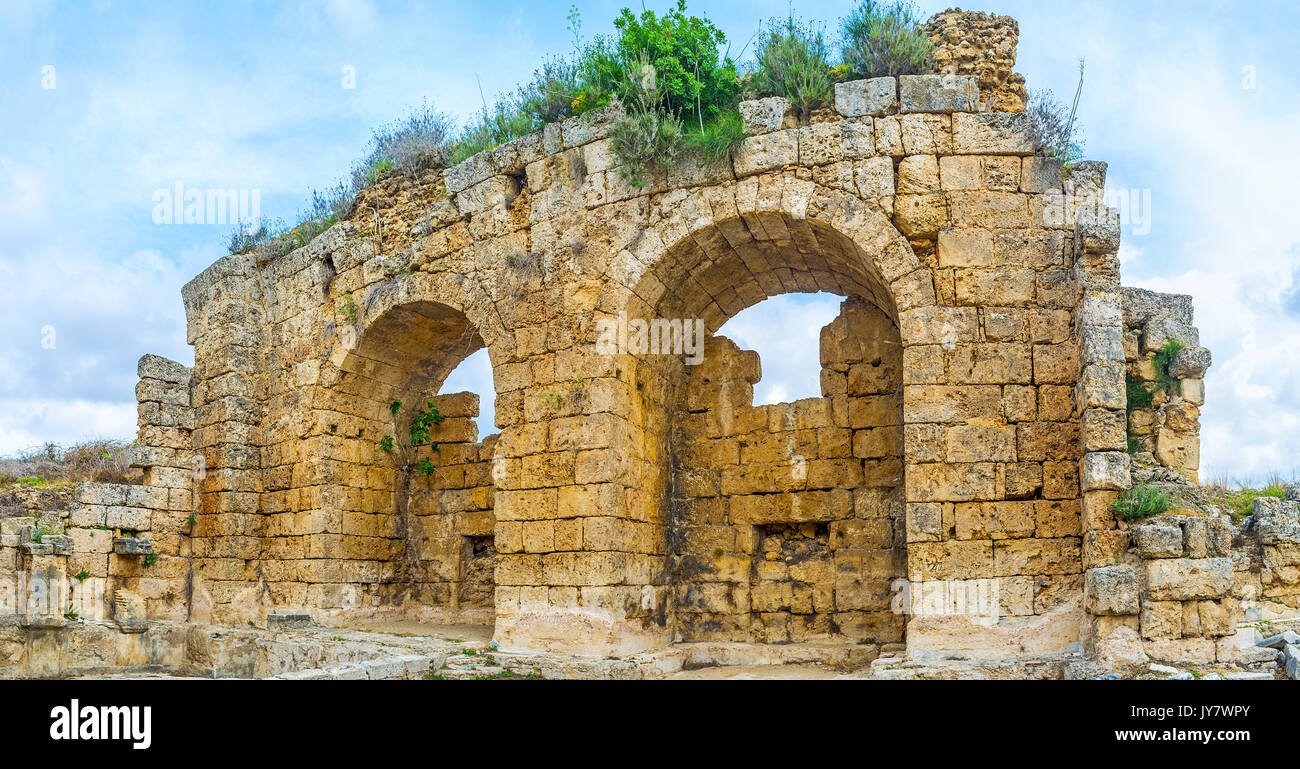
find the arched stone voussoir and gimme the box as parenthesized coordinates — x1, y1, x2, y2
(631, 177, 926, 326)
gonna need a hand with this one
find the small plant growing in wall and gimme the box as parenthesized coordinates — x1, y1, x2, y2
(382, 400, 442, 474)
(336, 292, 360, 325)
(1125, 339, 1187, 453)
(73, 569, 90, 582)
(144, 553, 159, 567)
(1027, 60, 1086, 168)
(410, 401, 444, 446)
(1110, 483, 1170, 521)
(1150, 340, 1186, 396)
(186, 514, 197, 528)
(64, 606, 80, 621)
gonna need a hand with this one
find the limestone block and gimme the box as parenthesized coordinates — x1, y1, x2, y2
(738, 97, 795, 135)
(1133, 524, 1182, 559)
(899, 114, 951, 154)
(1168, 346, 1211, 379)
(1145, 558, 1234, 601)
(1081, 408, 1125, 452)
(1021, 156, 1063, 193)
(1079, 451, 1129, 492)
(1141, 317, 1199, 354)
(1085, 565, 1139, 615)
(853, 157, 894, 198)
(1198, 599, 1235, 638)
(951, 112, 1033, 154)
(732, 130, 798, 176)
(1144, 637, 1216, 664)
(899, 74, 978, 113)
(443, 151, 494, 195)
(1140, 600, 1181, 639)
(138, 354, 191, 384)
(1154, 429, 1199, 473)
(1081, 325, 1124, 365)
(1080, 363, 1125, 410)
(834, 77, 898, 117)
(76, 482, 128, 506)
(893, 193, 948, 238)
(896, 155, 940, 193)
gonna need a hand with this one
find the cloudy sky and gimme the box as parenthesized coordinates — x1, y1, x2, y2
(2, 0, 1297, 483)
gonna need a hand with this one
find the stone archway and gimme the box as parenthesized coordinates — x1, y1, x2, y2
(158, 66, 1103, 660)
(292, 288, 502, 625)
(617, 194, 918, 649)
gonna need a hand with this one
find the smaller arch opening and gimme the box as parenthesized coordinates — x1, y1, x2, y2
(715, 292, 844, 406)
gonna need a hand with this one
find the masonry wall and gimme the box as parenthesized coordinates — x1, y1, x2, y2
(672, 298, 906, 645)
(11, 12, 1202, 662)
(1119, 287, 1211, 481)
(407, 393, 497, 618)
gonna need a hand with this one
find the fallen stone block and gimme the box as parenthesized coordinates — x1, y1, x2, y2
(1259, 630, 1300, 649)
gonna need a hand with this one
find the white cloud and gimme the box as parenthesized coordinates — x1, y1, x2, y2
(324, 0, 379, 37)
(717, 293, 844, 406)
(440, 347, 495, 437)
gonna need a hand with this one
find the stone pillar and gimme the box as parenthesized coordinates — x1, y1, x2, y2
(491, 334, 672, 656)
(180, 253, 268, 623)
(1119, 287, 1211, 482)
(1068, 161, 1144, 665)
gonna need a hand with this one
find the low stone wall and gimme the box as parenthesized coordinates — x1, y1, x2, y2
(1239, 496, 1300, 609)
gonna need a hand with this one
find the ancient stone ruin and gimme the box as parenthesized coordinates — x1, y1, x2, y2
(3, 9, 1296, 679)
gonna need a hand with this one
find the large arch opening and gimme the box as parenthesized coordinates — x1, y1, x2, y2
(309, 299, 500, 626)
(625, 212, 910, 647)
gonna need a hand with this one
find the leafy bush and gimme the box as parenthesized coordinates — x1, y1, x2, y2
(577, 0, 740, 129)
(1027, 60, 1086, 165)
(678, 109, 745, 164)
(1111, 484, 1171, 521)
(747, 16, 834, 122)
(521, 56, 583, 125)
(839, 0, 934, 79)
(610, 93, 684, 189)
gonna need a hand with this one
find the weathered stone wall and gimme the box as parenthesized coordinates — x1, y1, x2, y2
(408, 392, 497, 619)
(104, 69, 1096, 659)
(671, 298, 906, 647)
(1239, 495, 1300, 610)
(1120, 287, 1210, 481)
(9, 12, 1262, 669)
(925, 9, 1028, 113)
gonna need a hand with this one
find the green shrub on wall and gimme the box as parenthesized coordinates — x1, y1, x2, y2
(746, 15, 835, 123)
(839, 0, 934, 79)
(228, 0, 950, 255)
